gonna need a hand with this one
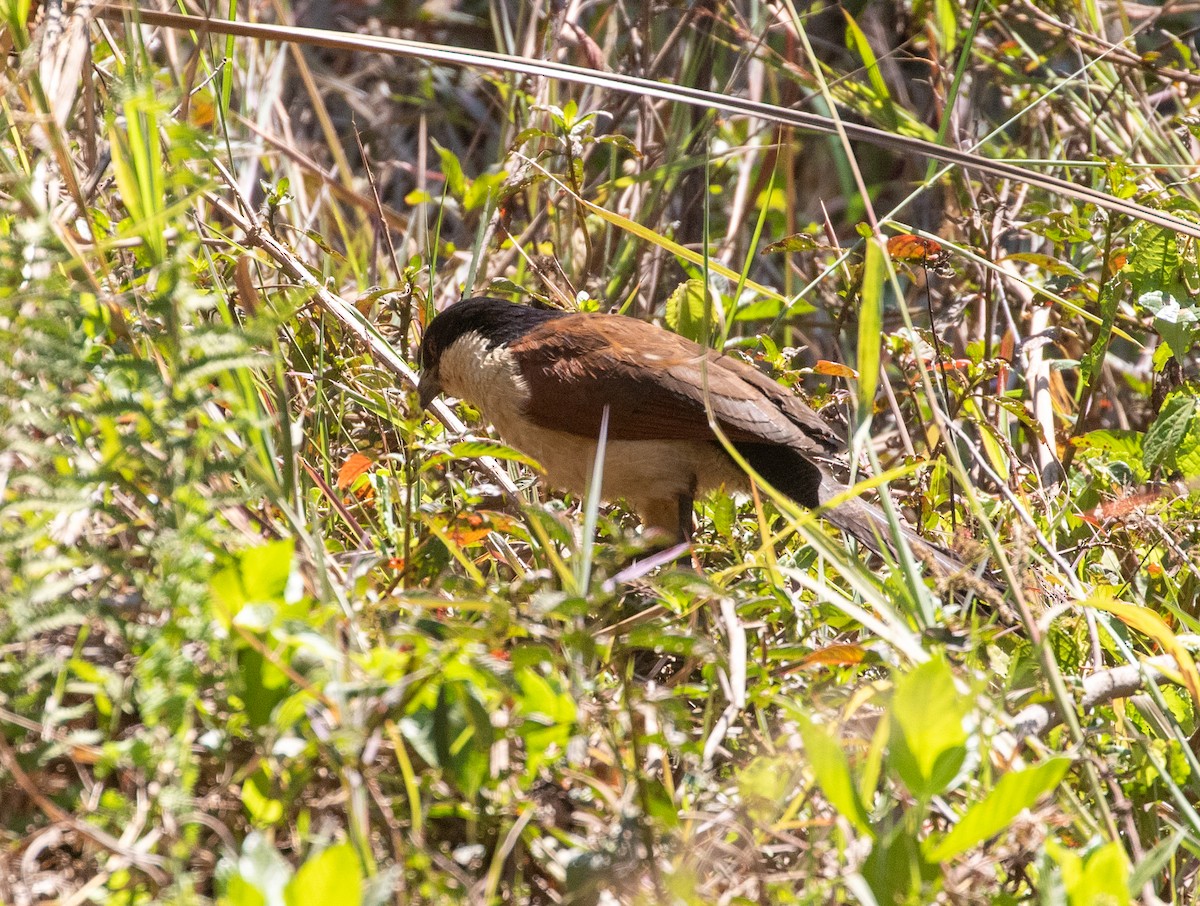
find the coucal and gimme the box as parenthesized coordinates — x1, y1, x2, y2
(418, 296, 967, 576)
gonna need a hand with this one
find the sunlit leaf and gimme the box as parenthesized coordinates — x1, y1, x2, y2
(890, 656, 970, 800)
(1086, 590, 1200, 706)
(857, 239, 885, 413)
(284, 844, 362, 906)
(336, 452, 373, 491)
(926, 757, 1071, 861)
(797, 713, 872, 836)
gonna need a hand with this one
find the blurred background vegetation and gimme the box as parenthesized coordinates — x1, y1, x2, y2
(3, 0, 1200, 903)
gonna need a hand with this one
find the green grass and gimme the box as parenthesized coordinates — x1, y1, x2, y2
(3, 1, 1200, 903)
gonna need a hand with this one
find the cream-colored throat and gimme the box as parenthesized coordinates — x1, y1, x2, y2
(436, 331, 532, 427)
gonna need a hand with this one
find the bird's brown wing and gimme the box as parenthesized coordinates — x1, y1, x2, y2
(506, 312, 843, 458)
(506, 311, 973, 578)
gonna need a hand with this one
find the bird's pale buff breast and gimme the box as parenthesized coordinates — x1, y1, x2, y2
(436, 332, 748, 515)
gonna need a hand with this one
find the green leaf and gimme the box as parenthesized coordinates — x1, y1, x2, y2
(431, 139, 466, 198)
(1073, 429, 1143, 459)
(209, 540, 295, 630)
(708, 493, 736, 538)
(1143, 392, 1198, 472)
(641, 777, 681, 829)
(889, 656, 970, 800)
(222, 876, 268, 906)
(797, 713, 873, 836)
(1079, 281, 1121, 392)
(925, 757, 1071, 861)
(763, 233, 820, 254)
(1050, 840, 1130, 906)
(665, 279, 717, 346)
(864, 826, 937, 904)
(421, 439, 544, 472)
(857, 239, 885, 415)
(239, 539, 296, 605)
(1001, 251, 1086, 278)
(597, 133, 642, 157)
(843, 11, 897, 129)
(738, 755, 800, 826)
(229, 832, 291, 906)
(433, 681, 493, 800)
(513, 668, 576, 775)
(284, 844, 362, 906)
(464, 169, 506, 213)
(934, 0, 959, 54)
(1128, 829, 1185, 895)
(1149, 293, 1200, 357)
(242, 765, 285, 827)
(1127, 224, 1185, 299)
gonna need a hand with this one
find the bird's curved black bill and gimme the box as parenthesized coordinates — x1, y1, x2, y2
(417, 374, 441, 409)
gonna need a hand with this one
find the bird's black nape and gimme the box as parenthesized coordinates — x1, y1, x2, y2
(419, 296, 569, 370)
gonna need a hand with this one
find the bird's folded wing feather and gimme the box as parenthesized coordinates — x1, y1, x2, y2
(507, 314, 844, 458)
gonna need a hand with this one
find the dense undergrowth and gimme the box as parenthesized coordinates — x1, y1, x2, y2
(3, 1, 1200, 903)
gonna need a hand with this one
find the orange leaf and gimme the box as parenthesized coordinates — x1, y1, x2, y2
(798, 643, 868, 669)
(446, 513, 492, 545)
(814, 360, 859, 379)
(433, 511, 517, 546)
(337, 452, 374, 491)
(887, 233, 949, 267)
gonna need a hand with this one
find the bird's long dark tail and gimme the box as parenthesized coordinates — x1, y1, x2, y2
(820, 493, 969, 578)
(735, 442, 970, 578)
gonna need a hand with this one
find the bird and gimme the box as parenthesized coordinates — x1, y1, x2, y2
(417, 295, 968, 577)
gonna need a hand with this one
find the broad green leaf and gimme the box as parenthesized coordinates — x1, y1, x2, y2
(934, 0, 958, 54)
(209, 540, 296, 630)
(926, 757, 1071, 861)
(1051, 840, 1130, 906)
(284, 844, 362, 906)
(1127, 224, 1185, 299)
(1143, 392, 1199, 475)
(797, 713, 873, 836)
(432, 681, 493, 800)
(230, 832, 291, 906)
(239, 539, 296, 604)
(1146, 292, 1200, 357)
(222, 876, 268, 906)
(890, 656, 970, 800)
(763, 233, 820, 254)
(665, 279, 717, 346)
(975, 419, 1011, 481)
(513, 668, 576, 775)
(1073, 429, 1143, 459)
(863, 825, 937, 904)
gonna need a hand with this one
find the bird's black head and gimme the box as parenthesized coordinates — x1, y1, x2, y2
(417, 296, 568, 408)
